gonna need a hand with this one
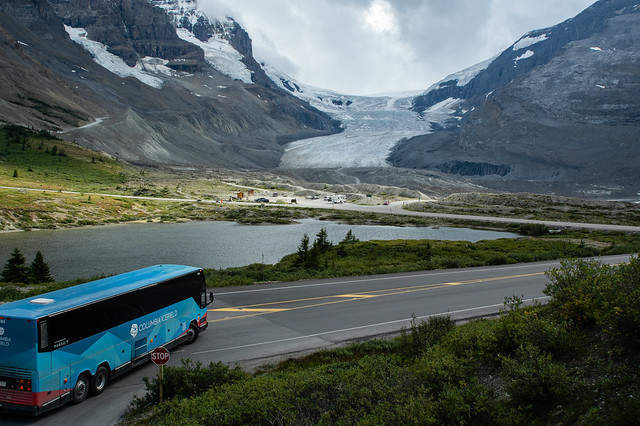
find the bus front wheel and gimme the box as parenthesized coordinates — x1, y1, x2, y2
(90, 365, 109, 396)
(72, 373, 90, 404)
(185, 323, 199, 344)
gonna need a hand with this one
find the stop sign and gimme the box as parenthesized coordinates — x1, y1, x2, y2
(151, 347, 170, 365)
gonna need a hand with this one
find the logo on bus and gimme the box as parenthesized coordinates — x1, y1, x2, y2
(129, 310, 178, 338)
(0, 327, 4, 336)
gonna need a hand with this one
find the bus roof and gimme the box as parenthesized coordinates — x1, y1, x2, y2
(0, 264, 201, 320)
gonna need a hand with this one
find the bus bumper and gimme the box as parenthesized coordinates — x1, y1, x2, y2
(0, 401, 40, 416)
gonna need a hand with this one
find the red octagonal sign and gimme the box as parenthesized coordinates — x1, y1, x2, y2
(151, 347, 170, 365)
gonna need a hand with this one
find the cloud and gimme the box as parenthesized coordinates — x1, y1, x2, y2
(199, 0, 595, 95)
(362, 0, 399, 35)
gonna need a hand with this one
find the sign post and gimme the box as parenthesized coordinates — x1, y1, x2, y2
(151, 347, 170, 403)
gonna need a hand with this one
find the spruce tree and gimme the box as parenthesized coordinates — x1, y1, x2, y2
(314, 227, 332, 253)
(1, 248, 29, 283)
(295, 234, 310, 267)
(30, 250, 53, 283)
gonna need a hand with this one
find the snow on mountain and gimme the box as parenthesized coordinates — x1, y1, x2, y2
(264, 65, 458, 168)
(63, 1, 253, 85)
(514, 50, 535, 65)
(513, 33, 550, 50)
(421, 55, 498, 96)
(65, 26, 169, 88)
(175, 28, 252, 83)
(150, 0, 253, 83)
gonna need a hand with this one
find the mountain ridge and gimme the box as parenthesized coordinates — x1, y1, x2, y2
(0, 0, 340, 169)
(387, 0, 640, 198)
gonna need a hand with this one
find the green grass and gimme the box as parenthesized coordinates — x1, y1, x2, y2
(0, 124, 130, 192)
(123, 258, 640, 425)
(203, 229, 640, 287)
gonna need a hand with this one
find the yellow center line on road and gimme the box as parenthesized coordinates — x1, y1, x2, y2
(207, 271, 544, 323)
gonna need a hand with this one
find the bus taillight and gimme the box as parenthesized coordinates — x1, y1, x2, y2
(17, 379, 32, 392)
(198, 313, 207, 326)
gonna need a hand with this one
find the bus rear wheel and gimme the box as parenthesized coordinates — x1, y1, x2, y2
(185, 323, 199, 344)
(72, 373, 90, 404)
(90, 365, 109, 396)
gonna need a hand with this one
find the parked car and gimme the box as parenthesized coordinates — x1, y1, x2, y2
(383, 201, 390, 205)
(255, 198, 269, 203)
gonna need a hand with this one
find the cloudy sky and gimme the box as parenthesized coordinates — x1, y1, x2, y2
(200, 0, 596, 95)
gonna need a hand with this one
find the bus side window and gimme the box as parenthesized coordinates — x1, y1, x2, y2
(39, 319, 49, 351)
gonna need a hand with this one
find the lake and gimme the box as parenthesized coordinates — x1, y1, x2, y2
(0, 220, 520, 281)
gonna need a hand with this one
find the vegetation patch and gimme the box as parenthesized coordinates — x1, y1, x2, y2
(123, 257, 640, 425)
(204, 228, 640, 287)
(408, 192, 640, 226)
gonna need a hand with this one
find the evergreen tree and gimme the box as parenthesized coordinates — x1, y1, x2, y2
(314, 227, 332, 253)
(30, 250, 53, 283)
(306, 245, 320, 270)
(1, 248, 29, 283)
(295, 234, 310, 267)
(341, 229, 359, 244)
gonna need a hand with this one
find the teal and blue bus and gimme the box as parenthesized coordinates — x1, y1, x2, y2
(0, 264, 213, 416)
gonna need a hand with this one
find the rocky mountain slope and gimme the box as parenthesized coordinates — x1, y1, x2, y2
(390, 0, 640, 198)
(0, 0, 340, 169)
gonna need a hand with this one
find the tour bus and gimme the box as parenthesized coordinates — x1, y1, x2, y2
(0, 264, 213, 416)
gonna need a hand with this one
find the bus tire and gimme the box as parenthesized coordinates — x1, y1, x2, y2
(185, 322, 199, 344)
(90, 365, 109, 396)
(72, 373, 90, 404)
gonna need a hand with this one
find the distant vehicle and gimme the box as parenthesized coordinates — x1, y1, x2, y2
(383, 201, 390, 205)
(306, 195, 319, 199)
(255, 197, 269, 203)
(0, 265, 213, 416)
(327, 194, 346, 204)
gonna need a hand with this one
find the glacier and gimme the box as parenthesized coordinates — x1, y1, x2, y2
(266, 66, 461, 169)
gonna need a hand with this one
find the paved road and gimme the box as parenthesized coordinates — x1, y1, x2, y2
(9, 254, 632, 426)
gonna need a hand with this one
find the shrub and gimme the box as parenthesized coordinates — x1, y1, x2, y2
(544, 258, 614, 327)
(133, 359, 247, 408)
(501, 343, 571, 415)
(517, 223, 550, 236)
(398, 315, 455, 358)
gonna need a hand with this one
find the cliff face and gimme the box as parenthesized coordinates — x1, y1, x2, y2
(48, 0, 205, 71)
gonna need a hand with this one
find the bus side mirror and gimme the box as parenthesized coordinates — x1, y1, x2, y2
(208, 292, 214, 305)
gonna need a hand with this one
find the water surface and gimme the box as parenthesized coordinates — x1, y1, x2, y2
(0, 220, 519, 281)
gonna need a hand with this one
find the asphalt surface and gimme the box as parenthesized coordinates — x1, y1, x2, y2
(8, 254, 633, 426)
